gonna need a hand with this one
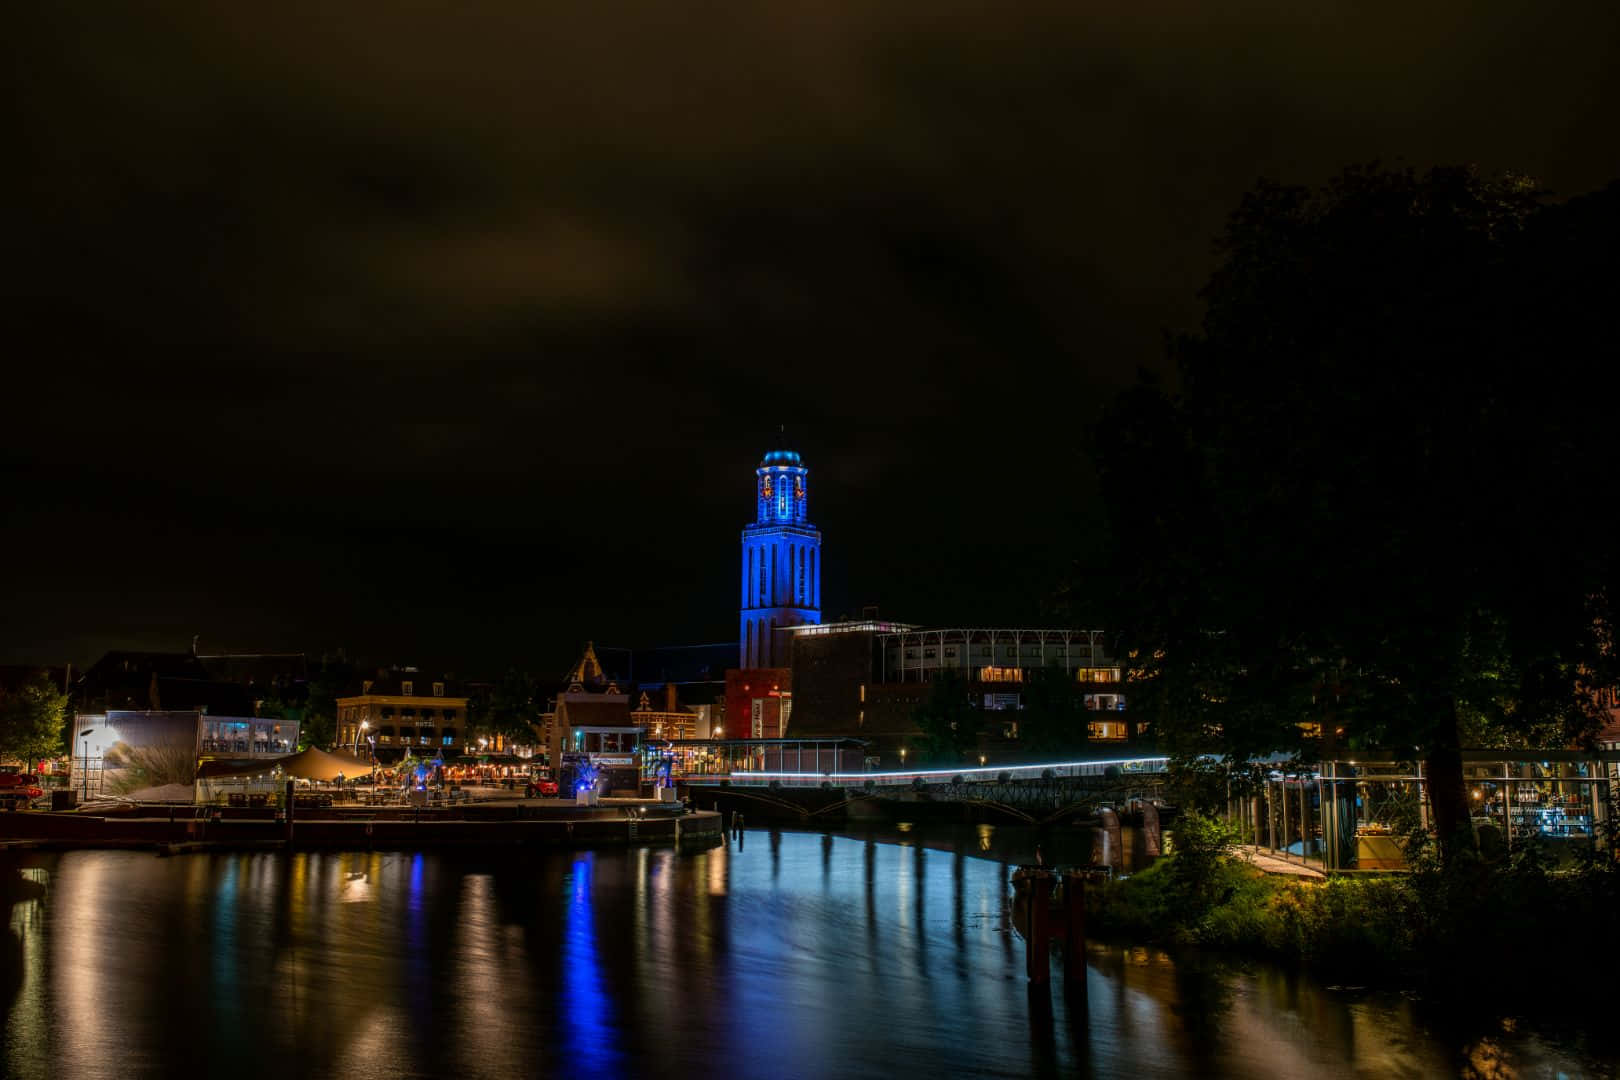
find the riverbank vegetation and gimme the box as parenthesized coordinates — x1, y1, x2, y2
(1089, 810, 1620, 993)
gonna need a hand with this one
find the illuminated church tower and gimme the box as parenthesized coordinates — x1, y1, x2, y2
(740, 441, 821, 667)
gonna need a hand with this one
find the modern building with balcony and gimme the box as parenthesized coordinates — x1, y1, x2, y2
(785, 622, 1131, 762)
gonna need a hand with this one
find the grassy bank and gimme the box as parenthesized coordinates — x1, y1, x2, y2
(1087, 811, 1620, 990)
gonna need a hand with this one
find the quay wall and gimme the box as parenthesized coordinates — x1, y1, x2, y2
(0, 807, 722, 854)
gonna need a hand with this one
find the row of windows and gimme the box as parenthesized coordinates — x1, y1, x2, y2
(341, 707, 459, 722)
(358, 681, 448, 697)
(901, 646, 1103, 660)
(341, 729, 458, 747)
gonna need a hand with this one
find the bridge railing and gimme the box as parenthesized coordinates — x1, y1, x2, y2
(678, 756, 1169, 787)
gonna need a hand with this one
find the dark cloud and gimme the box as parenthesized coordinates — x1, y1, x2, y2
(5, 2, 1619, 669)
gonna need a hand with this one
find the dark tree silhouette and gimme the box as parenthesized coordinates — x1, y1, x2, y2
(1096, 166, 1620, 862)
(910, 668, 983, 764)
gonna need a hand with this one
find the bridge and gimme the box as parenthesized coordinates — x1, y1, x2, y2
(651, 737, 1169, 788)
(659, 743, 1172, 826)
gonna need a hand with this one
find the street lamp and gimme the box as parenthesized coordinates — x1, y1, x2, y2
(899, 747, 907, 767)
(78, 728, 95, 800)
(354, 719, 369, 756)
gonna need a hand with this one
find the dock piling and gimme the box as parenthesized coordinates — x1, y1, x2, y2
(1025, 869, 1053, 983)
(284, 780, 295, 847)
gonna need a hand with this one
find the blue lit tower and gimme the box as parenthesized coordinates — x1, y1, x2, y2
(740, 442, 821, 667)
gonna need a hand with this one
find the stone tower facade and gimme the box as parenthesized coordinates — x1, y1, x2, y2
(739, 443, 821, 667)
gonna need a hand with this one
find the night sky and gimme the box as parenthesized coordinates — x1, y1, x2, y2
(7, 4, 1620, 674)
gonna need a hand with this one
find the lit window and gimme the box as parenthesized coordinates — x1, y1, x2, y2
(433, 682, 445, 697)
(402, 681, 414, 696)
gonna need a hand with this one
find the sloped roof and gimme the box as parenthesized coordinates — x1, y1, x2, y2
(353, 671, 464, 698)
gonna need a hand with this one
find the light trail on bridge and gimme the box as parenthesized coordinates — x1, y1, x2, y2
(678, 756, 1170, 786)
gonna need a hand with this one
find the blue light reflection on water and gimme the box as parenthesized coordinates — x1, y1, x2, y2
(404, 851, 430, 1022)
(561, 851, 621, 1080)
(2, 831, 1615, 1079)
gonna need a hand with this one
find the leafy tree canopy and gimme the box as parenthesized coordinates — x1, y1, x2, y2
(299, 655, 355, 751)
(910, 668, 983, 764)
(1018, 664, 1091, 756)
(467, 668, 541, 749)
(1095, 166, 1620, 857)
(0, 671, 70, 767)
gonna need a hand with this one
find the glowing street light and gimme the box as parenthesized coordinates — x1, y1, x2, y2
(78, 728, 94, 801)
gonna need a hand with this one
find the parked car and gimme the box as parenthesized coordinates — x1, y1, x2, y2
(525, 777, 559, 797)
(0, 771, 44, 810)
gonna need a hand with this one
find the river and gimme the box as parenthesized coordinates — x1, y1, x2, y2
(1, 825, 1613, 1078)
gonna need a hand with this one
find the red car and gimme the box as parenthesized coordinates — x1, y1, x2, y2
(0, 772, 44, 808)
(525, 778, 559, 797)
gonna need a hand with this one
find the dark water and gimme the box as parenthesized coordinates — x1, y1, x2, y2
(1, 826, 1613, 1079)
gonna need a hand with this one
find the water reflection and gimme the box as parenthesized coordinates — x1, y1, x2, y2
(0, 833, 1613, 1079)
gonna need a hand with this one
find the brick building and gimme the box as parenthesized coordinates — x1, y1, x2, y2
(336, 669, 468, 761)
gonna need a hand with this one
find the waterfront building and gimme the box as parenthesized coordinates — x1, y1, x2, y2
(72, 709, 298, 797)
(724, 667, 791, 740)
(739, 441, 821, 668)
(335, 669, 468, 761)
(784, 622, 1130, 762)
(615, 641, 731, 744)
(632, 687, 700, 742)
(544, 644, 642, 793)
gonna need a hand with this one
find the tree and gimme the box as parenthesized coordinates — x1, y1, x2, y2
(299, 655, 354, 751)
(1095, 166, 1620, 862)
(1018, 664, 1090, 756)
(467, 669, 540, 752)
(910, 669, 983, 763)
(0, 672, 70, 769)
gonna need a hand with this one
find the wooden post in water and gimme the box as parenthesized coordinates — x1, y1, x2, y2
(1061, 870, 1085, 988)
(1025, 869, 1053, 983)
(284, 780, 295, 847)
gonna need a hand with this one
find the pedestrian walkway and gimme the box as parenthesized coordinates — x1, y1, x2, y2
(1234, 844, 1326, 879)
